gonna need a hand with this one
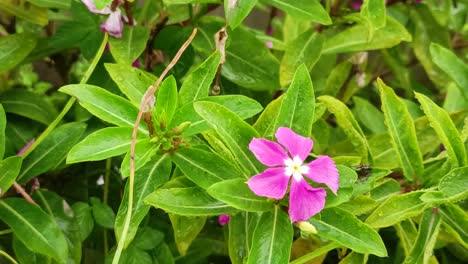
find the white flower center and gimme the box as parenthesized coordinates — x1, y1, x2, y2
(284, 156, 309, 181)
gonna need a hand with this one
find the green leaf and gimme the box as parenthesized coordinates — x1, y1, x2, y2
(194, 101, 261, 175)
(155, 76, 178, 127)
(17, 122, 86, 183)
(0, 104, 4, 159)
(109, 25, 150, 65)
(171, 95, 263, 136)
(0, 198, 68, 263)
(71, 202, 94, 242)
(253, 96, 283, 137)
(325, 165, 357, 208)
(430, 43, 468, 100)
(323, 61, 352, 97)
(120, 139, 159, 178)
(172, 147, 244, 189)
(0, 90, 58, 125)
(162, 0, 218, 3)
(115, 154, 171, 248)
(438, 167, 468, 201)
(360, 0, 386, 40)
(275, 64, 315, 137)
(310, 207, 387, 257)
(94, 0, 112, 10)
(28, 0, 70, 8)
(169, 214, 206, 255)
(145, 187, 238, 216)
(378, 79, 424, 181)
(105, 63, 158, 106)
(59, 84, 148, 134)
(229, 212, 257, 264)
(0, 156, 22, 194)
(178, 51, 221, 106)
(318, 95, 370, 163)
(264, 0, 331, 25)
(0, 33, 36, 73)
(415, 93, 467, 167)
(323, 16, 411, 54)
(403, 208, 441, 264)
(248, 206, 293, 264)
(352, 96, 386, 134)
(90, 197, 115, 229)
(339, 252, 368, 264)
(207, 178, 274, 212)
(133, 227, 164, 250)
(280, 31, 323, 86)
(439, 204, 468, 248)
(0, 0, 48, 26)
(366, 191, 427, 228)
(13, 235, 51, 264)
(225, 0, 258, 29)
(67, 127, 146, 163)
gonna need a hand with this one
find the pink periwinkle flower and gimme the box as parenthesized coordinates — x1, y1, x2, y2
(82, 0, 124, 38)
(247, 127, 339, 222)
(218, 215, 230, 226)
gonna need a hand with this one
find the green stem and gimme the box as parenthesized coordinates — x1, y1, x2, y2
(103, 158, 111, 255)
(0, 249, 18, 264)
(20, 33, 109, 159)
(0, 229, 12, 235)
(289, 242, 340, 264)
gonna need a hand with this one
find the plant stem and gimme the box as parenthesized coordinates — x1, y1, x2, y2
(0, 250, 18, 264)
(12, 182, 37, 206)
(103, 158, 111, 256)
(289, 242, 340, 264)
(112, 28, 198, 264)
(0, 229, 12, 236)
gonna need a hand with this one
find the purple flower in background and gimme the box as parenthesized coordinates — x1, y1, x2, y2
(247, 127, 339, 222)
(350, 1, 363, 11)
(82, 0, 123, 38)
(218, 215, 230, 226)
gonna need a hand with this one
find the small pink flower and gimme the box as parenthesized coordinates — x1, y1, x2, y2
(350, 1, 362, 11)
(82, 0, 123, 38)
(247, 127, 339, 222)
(218, 215, 230, 226)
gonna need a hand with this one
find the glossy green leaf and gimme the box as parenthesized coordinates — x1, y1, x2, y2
(152, 242, 175, 264)
(155, 76, 178, 126)
(169, 214, 206, 255)
(171, 95, 263, 136)
(430, 43, 468, 100)
(13, 235, 51, 264)
(105, 63, 158, 106)
(194, 101, 261, 175)
(225, 0, 258, 29)
(378, 79, 423, 181)
(439, 204, 468, 248)
(229, 212, 257, 264)
(247, 206, 293, 264)
(323, 17, 411, 54)
(67, 127, 146, 163)
(253, 95, 283, 138)
(403, 208, 441, 264)
(120, 139, 159, 178)
(338, 195, 377, 216)
(172, 147, 244, 189)
(17, 122, 86, 183)
(274, 64, 316, 137)
(0, 90, 58, 125)
(310, 207, 387, 257)
(366, 191, 428, 228)
(115, 154, 171, 248)
(0, 198, 68, 263)
(360, 0, 386, 40)
(280, 31, 323, 86)
(264, 0, 331, 25)
(59, 84, 148, 133)
(133, 227, 164, 250)
(0, 156, 22, 194)
(443, 83, 468, 113)
(0, 104, 5, 159)
(207, 178, 274, 212)
(323, 61, 352, 97)
(0, 33, 37, 72)
(109, 25, 150, 65)
(178, 51, 221, 106)
(90, 197, 115, 229)
(352, 96, 386, 134)
(71, 202, 94, 242)
(415, 93, 467, 167)
(325, 165, 358, 208)
(438, 167, 468, 201)
(339, 252, 368, 264)
(145, 187, 238, 216)
(28, 0, 70, 8)
(318, 95, 370, 163)
(0, 0, 48, 25)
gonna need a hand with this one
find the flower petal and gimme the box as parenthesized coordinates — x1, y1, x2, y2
(82, 0, 111, 14)
(101, 9, 123, 38)
(288, 178, 326, 222)
(305, 156, 339, 194)
(275, 127, 313, 161)
(249, 138, 289, 166)
(247, 168, 290, 200)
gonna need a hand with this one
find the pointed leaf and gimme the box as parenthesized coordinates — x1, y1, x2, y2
(438, 167, 468, 201)
(0, 33, 37, 72)
(0, 104, 5, 159)
(229, 212, 258, 264)
(90, 197, 115, 229)
(0, 156, 22, 193)
(169, 214, 206, 255)
(155, 76, 178, 126)
(109, 25, 150, 65)
(225, 0, 258, 29)
(0, 0, 48, 26)
(71, 202, 94, 242)
(120, 139, 158, 178)
(265, 0, 331, 25)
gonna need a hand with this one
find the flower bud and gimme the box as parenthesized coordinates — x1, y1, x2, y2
(297, 221, 318, 235)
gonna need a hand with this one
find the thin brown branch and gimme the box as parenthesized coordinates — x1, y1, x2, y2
(123, 0, 135, 26)
(144, 16, 169, 71)
(12, 182, 38, 206)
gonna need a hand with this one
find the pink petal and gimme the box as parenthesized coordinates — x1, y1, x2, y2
(249, 138, 288, 166)
(218, 215, 230, 226)
(275, 127, 313, 161)
(247, 168, 290, 200)
(101, 9, 123, 38)
(305, 156, 339, 194)
(288, 179, 326, 222)
(82, 0, 111, 14)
